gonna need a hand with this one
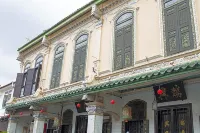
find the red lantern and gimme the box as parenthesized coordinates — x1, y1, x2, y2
(157, 89, 163, 95)
(76, 103, 81, 108)
(110, 100, 115, 104)
(20, 112, 23, 115)
(7, 114, 10, 118)
(40, 109, 44, 113)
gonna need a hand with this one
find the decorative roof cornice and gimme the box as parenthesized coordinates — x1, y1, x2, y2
(18, 0, 107, 53)
(5, 53, 200, 110)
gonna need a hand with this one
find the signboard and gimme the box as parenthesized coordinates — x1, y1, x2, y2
(153, 81, 187, 103)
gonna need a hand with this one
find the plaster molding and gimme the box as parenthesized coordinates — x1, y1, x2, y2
(8, 52, 200, 106)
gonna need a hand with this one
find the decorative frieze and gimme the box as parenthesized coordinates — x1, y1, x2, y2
(6, 52, 200, 107)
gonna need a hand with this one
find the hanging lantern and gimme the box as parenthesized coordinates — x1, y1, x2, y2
(20, 112, 23, 115)
(110, 100, 115, 104)
(157, 89, 163, 95)
(76, 103, 81, 108)
(7, 114, 10, 118)
(40, 109, 45, 113)
(122, 105, 132, 121)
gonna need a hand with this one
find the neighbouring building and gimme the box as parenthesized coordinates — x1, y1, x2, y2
(0, 82, 14, 132)
(5, 0, 200, 133)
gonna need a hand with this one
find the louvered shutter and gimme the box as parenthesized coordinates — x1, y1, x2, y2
(165, 5, 179, 55)
(35, 64, 42, 91)
(50, 59, 58, 89)
(13, 73, 24, 98)
(55, 55, 63, 88)
(114, 29, 124, 70)
(178, 0, 194, 52)
(72, 49, 81, 83)
(24, 68, 35, 96)
(165, 0, 194, 55)
(78, 45, 87, 81)
(123, 25, 133, 68)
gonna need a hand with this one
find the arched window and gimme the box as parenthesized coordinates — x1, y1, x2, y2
(24, 63, 31, 72)
(62, 110, 73, 133)
(35, 56, 43, 67)
(114, 12, 133, 71)
(71, 34, 88, 83)
(50, 46, 64, 89)
(31, 56, 43, 94)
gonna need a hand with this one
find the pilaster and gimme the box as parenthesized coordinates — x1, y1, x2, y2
(86, 102, 104, 133)
(33, 111, 46, 133)
(7, 117, 18, 133)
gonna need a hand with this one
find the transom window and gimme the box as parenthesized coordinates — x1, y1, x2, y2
(114, 12, 134, 71)
(71, 34, 88, 83)
(50, 46, 64, 89)
(24, 63, 31, 72)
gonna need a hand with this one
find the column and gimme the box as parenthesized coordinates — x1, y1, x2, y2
(86, 102, 104, 133)
(33, 111, 46, 133)
(7, 117, 17, 133)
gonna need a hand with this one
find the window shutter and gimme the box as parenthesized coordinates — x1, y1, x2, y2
(50, 59, 58, 89)
(35, 64, 42, 91)
(13, 73, 24, 98)
(178, 0, 194, 52)
(55, 56, 63, 88)
(165, 5, 179, 55)
(123, 25, 133, 68)
(72, 50, 80, 83)
(24, 68, 35, 96)
(114, 29, 124, 70)
(78, 46, 87, 81)
(165, 0, 194, 55)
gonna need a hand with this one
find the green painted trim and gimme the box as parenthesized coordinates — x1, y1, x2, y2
(5, 60, 200, 110)
(18, 0, 106, 52)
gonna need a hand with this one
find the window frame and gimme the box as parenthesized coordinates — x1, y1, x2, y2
(2, 90, 12, 108)
(113, 11, 135, 71)
(50, 46, 65, 89)
(161, 0, 197, 56)
(71, 33, 89, 83)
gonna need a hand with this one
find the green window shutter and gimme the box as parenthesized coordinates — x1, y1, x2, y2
(72, 35, 88, 83)
(55, 55, 63, 88)
(114, 12, 133, 71)
(165, 5, 179, 55)
(78, 46, 87, 81)
(13, 73, 24, 98)
(50, 46, 64, 89)
(24, 68, 35, 96)
(177, 0, 194, 52)
(72, 50, 80, 83)
(114, 29, 124, 70)
(123, 25, 133, 68)
(164, 0, 194, 55)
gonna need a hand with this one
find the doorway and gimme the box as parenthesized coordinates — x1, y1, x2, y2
(124, 100, 147, 133)
(61, 110, 73, 133)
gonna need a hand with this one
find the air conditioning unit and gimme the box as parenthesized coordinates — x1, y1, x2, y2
(91, 4, 101, 20)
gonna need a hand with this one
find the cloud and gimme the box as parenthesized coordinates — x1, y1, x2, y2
(0, 0, 91, 85)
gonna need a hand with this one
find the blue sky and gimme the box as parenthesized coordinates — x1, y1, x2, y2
(0, 0, 91, 85)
